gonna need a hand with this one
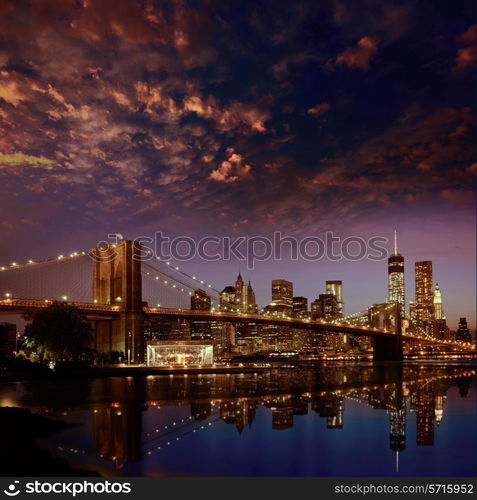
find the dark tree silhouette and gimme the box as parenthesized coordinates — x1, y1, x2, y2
(24, 302, 93, 362)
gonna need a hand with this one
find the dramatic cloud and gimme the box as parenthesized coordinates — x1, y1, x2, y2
(209, 149, 252, 183)
(334, 36, 378, 69)
(0, 0, 474, 242)
(453, 25, 477, 73)
(308, 103, 330, 117)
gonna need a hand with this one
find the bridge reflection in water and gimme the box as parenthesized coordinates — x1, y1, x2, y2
(5, 362, 475, 476)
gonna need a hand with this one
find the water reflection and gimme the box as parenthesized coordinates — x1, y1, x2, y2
(2, 363, 476, 476)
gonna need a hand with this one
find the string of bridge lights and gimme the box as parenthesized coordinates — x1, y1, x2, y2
(143, 261, 217, 297)
(151, 253, 220, 294)
(0, 247, 220, 296)
(144, 407, 213, 439)
(0, 251, 88, 272)
(329, 310, 369, 325)
(55, 408, 219, 461)
(144, 418, 218, 457)
(142, 270, 219, 308)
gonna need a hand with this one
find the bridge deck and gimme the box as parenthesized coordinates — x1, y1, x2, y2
(0, 298, 474, 349)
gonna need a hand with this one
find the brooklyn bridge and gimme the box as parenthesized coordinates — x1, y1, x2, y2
(0, 240, 474, 362)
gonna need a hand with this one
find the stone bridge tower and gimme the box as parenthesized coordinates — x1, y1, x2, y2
(92, 240, 144, 362)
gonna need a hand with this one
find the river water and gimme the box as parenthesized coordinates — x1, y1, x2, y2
(0, 362, 475, 477)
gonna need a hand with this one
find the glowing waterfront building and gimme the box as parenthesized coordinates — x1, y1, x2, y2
(388, 230, 405, 315)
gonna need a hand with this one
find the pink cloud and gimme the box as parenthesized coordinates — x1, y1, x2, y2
(209, 149, 252, 183)
(308, 102, 330, 117)
(183, 93, 270, 134)
(453, 25, 477, 73)
(334, 36, 378, 69)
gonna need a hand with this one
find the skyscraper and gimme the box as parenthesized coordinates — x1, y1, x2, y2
(219, 286, 236, 311)
(433, 283, 443, 320)
(456, 318, 472, 342)
(191, 289, 211, 311)
(263, 279, 293, 318)
(221, 274, 257, 315)
(292, 296, 308, 319)
(388, 231, 405, 314)
(311, 294, 339, 320)
(414, 261, 434, 329)
(326, 280, 343, 317)
(235, 273, 246, 312)
(271, 279, 293, 309)
(246, 280, 258, 313)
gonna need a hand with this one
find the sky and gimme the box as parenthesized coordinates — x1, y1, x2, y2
(0, 0, 475, 329)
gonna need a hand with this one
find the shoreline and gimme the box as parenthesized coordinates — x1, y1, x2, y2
(1, 358, 476, 384)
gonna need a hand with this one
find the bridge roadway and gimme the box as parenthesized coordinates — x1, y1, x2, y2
(0, 298, 474, 350)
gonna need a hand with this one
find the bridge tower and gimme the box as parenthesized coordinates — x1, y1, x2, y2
(369, 302, 403, 362)
(91, 240, 144, 362)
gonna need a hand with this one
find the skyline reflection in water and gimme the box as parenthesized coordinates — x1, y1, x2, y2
(0, 363, 476, 477)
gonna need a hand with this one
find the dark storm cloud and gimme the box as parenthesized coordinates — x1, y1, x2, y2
(0, 0, 475, 238)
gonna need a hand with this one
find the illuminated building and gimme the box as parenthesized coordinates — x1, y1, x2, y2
(264, 280, 293, 318)
(271, 279, 293, 309)
(220, 275, 257, 314)
(146, 341, 214, 366)
(409, 300, 416, 323)
(456, 317, 472, 342)
(292, 296, 308, 319)
(235, 323, 259, 354)
(219, 277, 258, 352)
(432, 319, 448, 340)
(431, 284, 447, 339)
(433, 284, 443, 320)
(414, 261, 434, 330)
(220, 286, 236, 311)
(388, 231, 405, 314)
(144, 316, 190, 342)
(210, 321, 228, 353)
(235, 273, 246, 312)
(246, 280, 258, 313)
(191, 288, 211, 311)
(311, 294, 339, 320)
(326, 280, 344, 317)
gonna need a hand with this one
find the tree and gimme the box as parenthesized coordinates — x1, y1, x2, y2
(24, 302, 93, 362)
